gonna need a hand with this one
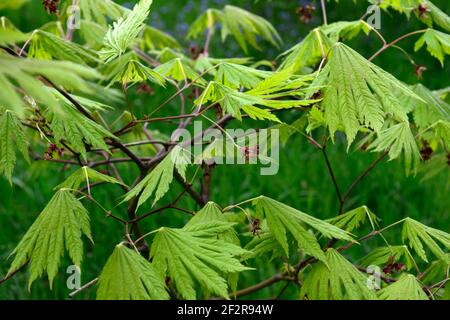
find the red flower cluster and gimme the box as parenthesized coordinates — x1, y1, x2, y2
(42, 0, 60, 14)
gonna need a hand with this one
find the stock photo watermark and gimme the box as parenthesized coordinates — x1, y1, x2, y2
(66, 265, 81, 290)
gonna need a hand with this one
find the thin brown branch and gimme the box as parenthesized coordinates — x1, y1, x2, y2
(369, 29, 428, 61)
(342, 150, 389, 203)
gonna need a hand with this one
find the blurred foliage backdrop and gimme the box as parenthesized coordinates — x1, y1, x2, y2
(0, 0, 449, 299)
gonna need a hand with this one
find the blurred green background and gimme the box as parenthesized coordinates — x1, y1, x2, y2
(0, 0, 449, 300)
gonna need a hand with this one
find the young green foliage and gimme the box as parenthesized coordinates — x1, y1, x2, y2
(310, 43, 419, 147)
(97, 244, 169, 300)
(150, 222, 252, 299)
(0, 55, 100, 116)
(0, 110, 30, 183)
(8, 189, 92, 289)
(111, 59, 165, 88)
(368, 122, 421, 174)
(299, 249, 378, 300)
(56, 166, 125, 190)
(415, 29, 450, 66)
(49, 104, 115, 158)
(326, 206, 380, 233)
(359, 245, 416, 271)
(320, 20, 373, 42)
(214, 62, 272, 90)
(251, 196, 353, 262)
(99, 0, 153, 62)
(185, 202, 240, 245)
(123, 146, 190, 208)
(187, 5, 281, 53)
(408, 84, 450, 129)
(155, 58, 206, 85)
(418, 1, 450, 32)
(28, 30, 99, 65)
(402, 218, 450, 263)
(378, 274, 429, 300)
(279, 29, 332, 73)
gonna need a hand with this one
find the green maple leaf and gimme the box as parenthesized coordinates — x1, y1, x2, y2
(300, 248, 378, 300)
(123, 146, 190, 208)
(97, 243, 169, 300)
(8, 189, 92, 289)
(251, 196, 353, 262)
(379, 274, 429, 300)
(0, 110, 30, 183)
(150, 222, 252, 299)
(402, 218, 450, 263)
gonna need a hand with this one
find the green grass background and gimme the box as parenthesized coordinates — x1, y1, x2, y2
(0, 0, 449, 299)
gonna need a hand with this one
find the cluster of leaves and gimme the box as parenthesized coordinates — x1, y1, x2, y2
(0, 0, 448, 300)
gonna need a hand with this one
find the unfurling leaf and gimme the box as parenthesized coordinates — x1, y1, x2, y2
(402, 218, 450, 263)
(99, 0, 153, 63)
(186, 202, 240, 245)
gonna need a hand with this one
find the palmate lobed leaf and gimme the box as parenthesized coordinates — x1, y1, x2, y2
(319, 20, 373, 43)
(49, 104, 115, 158)
(310, 43, 420, 147)
(359, 245, 416, 271)
(0, 110, 30, 183)
(99, 0, 153, 63)
(278, 29, 332, 73)
(78, 0, 125, 26)
(407, 84, 450, 129)
(123, 146, 190, 208)
(56, 166, 125, 191)
(378, 274, 429, 300)
(214, 62, 273, 90)
(326, 206, 380, 233)
(150, 222, 252, 299)
(300, 248, 378, 300)
(97, 244, 169, 300)
(251, 196, 353, 262)
(141, 25, 181, 51)
(28, 30, 99, 65)
(0, 22, 29, 46)
(8, 189, 92, 289)
(111, 59, 165, 88)
(185, 202, 240, 245)
(415, 29, 450, 66)
(402, 217, 450, 263)
(0, 54, 100, 116)
(196, 75, 317, 122)
(368, 122, 421, 175)
(155, 58, 206, 85)
(187, 5, 281, 53)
